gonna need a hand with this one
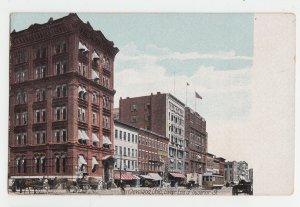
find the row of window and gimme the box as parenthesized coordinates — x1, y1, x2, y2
(114, 146, 138, 157)
(114, 158, 137, 171)
(14, 155, 67, 174)
(168, 124, 184, 135)
(138, 149, 161, 161)
(169, 147, 185, 159)
(114, 129, 138, 143)
(15, 129, 67, 146)
(138, 136, 167, 151)
(169, 101, 184, 116)
(169, 112, 184, 126)
(16, 85, 110, 108)
(138, 162, 163, 171)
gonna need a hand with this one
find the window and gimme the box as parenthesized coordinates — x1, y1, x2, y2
(35, 109, 46, 123)
(131, 116, 137, 123)
(132, 149, 134, 158)
(92, 112, 97, 125)
(135, 135, 138, 143)
(128, 133, 130, 142)
(35, 47, 46, 59)
(35, 65, 46, 79)
(131, 104, 137, 112)
(92, 92, 98, 104)
(23, 133, 27, 144)
(55, 156, 60, 173)
(16, 91, 27, 104)
(16, 134, 21, 145)
(115, 146, 118, 155)
(103, 116, 110, 129)
(55, 41, 67, 54)
(55, 106, 67, 121)
(36, 89, 46, 101)
(55, 61, 67, 75)
(102, 76, 110, 88)
(15, 66, 28, 83)
(16, 112, 27, 126)
(78, 62, 88, 77)
(34, 157, 40, 173)
(123, 147, 126, 156)
(128, 148, 130, 157)
(62, 156, 66, 173)
(115, 129, 118, 139)
(78, 107, 86, 122)
(78, 86, 88, 100)
(14, 50, 28, 64)
(56, 84, 67, 98)
(22, 112, 27, 125)
(123, 132, 126, 140)
(55, 130, 60, 143)
(41, 157, 46, 173)
(119, 130, 122, 140)
(119, 146, 122, 156)
(62, 129, 67, 142)
(102, 95, 110, 109)
(103, 57, 110, 70)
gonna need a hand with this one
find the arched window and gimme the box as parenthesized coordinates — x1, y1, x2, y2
(41, 156, 46, 173)
(16, 157, 21, 173)
(34, 156, 40, 173)
(55, 155, 60, 173)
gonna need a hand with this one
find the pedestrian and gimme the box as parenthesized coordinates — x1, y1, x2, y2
(120, 181, 125, 195)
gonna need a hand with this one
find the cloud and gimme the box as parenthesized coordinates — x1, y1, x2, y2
(117, 43, 253, 63)
(114, 43, 252, 122)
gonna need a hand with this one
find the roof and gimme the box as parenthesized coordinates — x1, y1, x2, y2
(114, 120, 139, 131)
(139, 128, 169, 141)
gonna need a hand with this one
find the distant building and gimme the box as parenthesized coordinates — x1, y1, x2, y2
(184, 107, 207, 174)
(119, 92, 186, 174)
(113, 108, 119, 120)
(113, 120, 139, 173)
(9, 13, 119, 182)
(206, 153, 219, 174)
(225, 161, 239, 184)
(113, 120, 139, 186)
(237, 161, 249, 181)
(216, 157, 226, 176)
(138, 128, 169, 177)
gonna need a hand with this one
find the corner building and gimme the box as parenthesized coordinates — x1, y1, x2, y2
(119, 92, 185, 174)
(9, 13, 119, 182)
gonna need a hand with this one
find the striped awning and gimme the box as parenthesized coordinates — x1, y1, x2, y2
(103, 136, 112, 145)
(113, 173, 140, 180)
(170, 173, 186, 179)
(92, 133, 99, 142)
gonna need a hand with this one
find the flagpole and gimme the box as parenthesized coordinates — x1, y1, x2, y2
(173, 71, 175, 95)
(185, 83, 187, 107)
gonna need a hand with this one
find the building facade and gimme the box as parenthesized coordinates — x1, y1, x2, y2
(138, 128, 169, 177)
(225, 161, 238, 184)
(119, 92, 185, 174)
(184, 107, 207, 174)
(9, 13, 118, 182)
(113, 120, 138, 173)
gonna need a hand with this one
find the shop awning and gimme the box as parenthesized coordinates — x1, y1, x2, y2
(113, 173, 140, 180)
(103, 136, 112, 145)
(92, 133, 99, 142)
(140, 174, 153, 180)
(170, 173, 186, 179)
(78, 42, 88, 52)
(92, 69, 100, 80)
(78, 155, 87, 166)
(78, 130, 89, 140)
(148, 173, 162, 181)
(92, 157, 99, 169)
(92, 51, 100, 60)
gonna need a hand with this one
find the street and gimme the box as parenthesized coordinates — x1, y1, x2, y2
(9, 187, 237, 196)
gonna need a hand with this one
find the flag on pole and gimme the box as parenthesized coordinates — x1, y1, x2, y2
(186, 82, 190, 86)
(195, 92, 202, 99)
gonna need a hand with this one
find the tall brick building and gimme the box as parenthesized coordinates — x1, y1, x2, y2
(9, 13, 118, 182)
(119, 92, 185, 174)
(184, 107, 207, 174)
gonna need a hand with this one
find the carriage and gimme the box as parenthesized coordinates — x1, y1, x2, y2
(232, 180, 253, 195)
(11, 178, 50, 194)
(66, 174, 100, 193)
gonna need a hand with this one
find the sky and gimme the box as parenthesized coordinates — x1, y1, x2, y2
(11, 13, 254, 163)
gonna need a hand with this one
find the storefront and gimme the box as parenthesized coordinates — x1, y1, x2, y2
(140, 173, 162, 187)
(169, 172, 186, 187)
(113, 173, 140, 187)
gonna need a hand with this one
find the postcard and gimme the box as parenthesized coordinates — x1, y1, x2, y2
(7, 13, 295, 197)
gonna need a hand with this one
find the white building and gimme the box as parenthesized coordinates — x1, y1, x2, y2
(114, 120, 139, 173)
(166, 94, 185, 173)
